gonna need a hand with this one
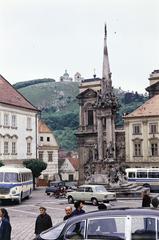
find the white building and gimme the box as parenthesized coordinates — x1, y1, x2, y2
(38, 119, 59, 182)
(59, 157, 79, 181)
(0, 75, 38, 165)
(60, 70, 73, 82)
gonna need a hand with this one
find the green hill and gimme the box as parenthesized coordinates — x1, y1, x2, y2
(15, 79, 147, 151)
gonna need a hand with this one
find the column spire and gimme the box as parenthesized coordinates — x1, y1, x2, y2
(102, 23, 112, 94)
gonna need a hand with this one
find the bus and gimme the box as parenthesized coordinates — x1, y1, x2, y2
(125, 168, 159, 192)
(0, 166, 33, 203)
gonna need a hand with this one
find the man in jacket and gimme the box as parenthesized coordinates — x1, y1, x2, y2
(35, 207, 52, 237)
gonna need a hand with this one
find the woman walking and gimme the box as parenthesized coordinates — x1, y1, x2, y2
(0, 208, 11, 240)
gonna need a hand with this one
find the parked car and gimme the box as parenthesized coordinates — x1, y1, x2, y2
(37, 208, 159, 240)
(45, 181, 77, 196)
(66, 184, 116, 205)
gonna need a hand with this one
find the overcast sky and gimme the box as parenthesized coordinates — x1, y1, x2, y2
(0, 0, 159, 92)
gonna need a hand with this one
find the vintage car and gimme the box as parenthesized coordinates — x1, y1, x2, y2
(45, 181, 77, 196)
(66, 184, 116, 205)
(37, 208, 159, 240)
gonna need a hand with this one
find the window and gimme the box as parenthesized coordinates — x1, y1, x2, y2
(134, 142, 142, 156)
(12, 142, 16, 154)
(47, 137, 50, 142)
(39, 151, 43, 161)
(85, 187, 93, 192)
(151, 143, 158, 156)
(27, 142, 31, 154)
(128, 172, 136, 178)
(88, 110, 93, 126)
(133, 124, 141, 135)
(27, 117, 32, 130)
(65, 221, 85, 239)
(48, 151, 53, 162)
(77, 187, 85, 192)
(149, 123, 157, 134)
(40, 136, 43, 141)
(131, 216, 157, 239)
(4, 113, 9, 127)
(87, 218, 125, 239)
(137, 171, 147, 178)
(4, 141, 9, 154)
(148, 171, 159, 178)
(11, 115, 17, 128)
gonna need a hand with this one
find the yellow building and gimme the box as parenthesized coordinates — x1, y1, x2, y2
(124, 70, 159, 168)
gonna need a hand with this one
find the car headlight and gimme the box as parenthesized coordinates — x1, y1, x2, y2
(11, 187, 17, 194)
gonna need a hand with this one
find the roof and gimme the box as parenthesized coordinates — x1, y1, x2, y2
(65, 208, 159, 224)
(0, 74, 37, 111)
(81, 77, 101, 83)
(68, 158, 79, 170)
(38, 119, 52, 133)
(124, 94, 159, 118)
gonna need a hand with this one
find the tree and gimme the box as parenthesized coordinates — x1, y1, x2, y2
(0, 161, 4, 167)
(23, 159, 47, 190)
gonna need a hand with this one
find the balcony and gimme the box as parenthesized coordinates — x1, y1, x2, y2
(77, 125, 97, 133)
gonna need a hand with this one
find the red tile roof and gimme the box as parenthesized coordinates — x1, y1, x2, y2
(68, 158, 79, 170)
(38, 119, 52, 133)
(0, 75, 37, 111)
(124, 94, 159, 118)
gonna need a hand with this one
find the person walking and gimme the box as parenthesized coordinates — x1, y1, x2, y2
(35, 207, 52, 238)
(0, 208, 11, 240)
(72, 201, 85, 216)
(63, 206, 73, 221)
(142, 190, 151, 207)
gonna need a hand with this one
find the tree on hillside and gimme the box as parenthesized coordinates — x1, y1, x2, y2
(23, 159, 47, 190)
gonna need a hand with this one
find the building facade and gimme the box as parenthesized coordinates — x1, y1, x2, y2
(38, 119, 58, 181)
(0, 75, 38, 166)
(124, 70, 159, 168)
(59, 157, 79, 181)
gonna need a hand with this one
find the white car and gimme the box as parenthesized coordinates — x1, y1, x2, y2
(66, 184, 116, 205)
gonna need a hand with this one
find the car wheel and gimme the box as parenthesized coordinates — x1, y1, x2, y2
(68, 196, 74, 204)
(46, 192, 50, 196)
(91, 198, 98, 206)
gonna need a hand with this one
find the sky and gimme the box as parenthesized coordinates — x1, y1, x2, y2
(0, 0, 159, 93)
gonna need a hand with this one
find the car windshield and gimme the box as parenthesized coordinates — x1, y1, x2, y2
(95, 186, 107, 192)
(4, 173, 18, 182)
(40, 222, 65, 239)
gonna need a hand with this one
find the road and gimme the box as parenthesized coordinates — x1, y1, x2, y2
(0, 187, 143, 240)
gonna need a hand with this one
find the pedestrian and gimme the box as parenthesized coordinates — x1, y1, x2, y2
(72, 201, 85, 216)
(142, 189, 151, 207)
(0, 208, 12, 240)
(35, 207, 52, 238)
(63, 206, 73, 221)
(98, 203, 107, 210)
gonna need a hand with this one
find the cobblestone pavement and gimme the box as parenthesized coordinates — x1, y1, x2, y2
(0, 187, 142, 240)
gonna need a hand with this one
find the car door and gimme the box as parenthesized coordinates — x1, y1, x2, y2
(72, 187, 85, 201)
(64, 220, 86, 239)
(84, 187, 93, 202)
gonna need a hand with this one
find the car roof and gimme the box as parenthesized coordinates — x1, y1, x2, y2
(66, 208, 159, 225)
(79, 184, 104, 188)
